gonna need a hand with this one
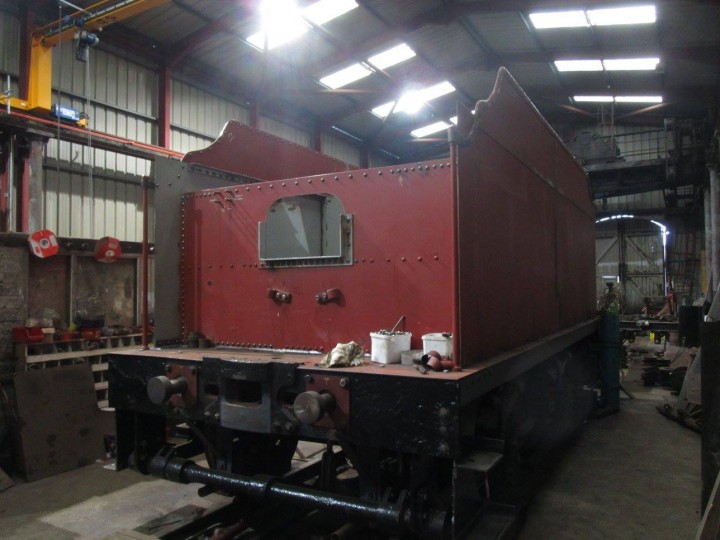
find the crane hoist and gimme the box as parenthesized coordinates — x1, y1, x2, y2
(1, 0, 168, 126)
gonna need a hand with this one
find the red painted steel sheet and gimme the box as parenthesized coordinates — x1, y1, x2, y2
(180, 163, 455, 352)
(182, 121, 354, 179)
(455, 68, 596, 364)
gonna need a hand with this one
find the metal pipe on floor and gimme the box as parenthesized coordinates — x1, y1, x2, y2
(148, 455, 448, 539)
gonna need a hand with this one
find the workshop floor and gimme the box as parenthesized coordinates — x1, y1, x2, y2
(520, 397, 701, 539)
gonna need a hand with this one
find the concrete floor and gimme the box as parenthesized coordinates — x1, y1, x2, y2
(0, 359, 702, 539)
(520, 342, 702, 540)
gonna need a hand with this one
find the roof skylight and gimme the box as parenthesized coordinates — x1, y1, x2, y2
(555, 57, 660, 72)
(530, 4, 656, 29)
(411, 121, 451, 138)
(603, 57, 660, 70)
(247, 0, 358, 50)
(573, 95, 614, 102)
(320, 63, 373, 89)
(368, 43, 416, 70)
(555, 59, 603, 72)
(529, 10, 588, 29)
(587, 5, 656, 26)
(304, 0, 357, 25)
(371, 81, 456, 118)
(614, 95, 663, 103)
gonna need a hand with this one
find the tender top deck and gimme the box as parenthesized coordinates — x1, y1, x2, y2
(113, 347, 479, 380)
(113, 318, 597, 389)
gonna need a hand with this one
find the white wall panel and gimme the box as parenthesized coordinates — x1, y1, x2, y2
(368, 153, 396, 167)
(259, 116, 311, 147)
(51, 47, 156, 119)
(596, 190, 665, 213)
(170, 129, 214, 155)
(321, 133, 360, 166)
(171, 79, 248, 138)
(42, 165, 154, 242)
(0, 9, 19, 75)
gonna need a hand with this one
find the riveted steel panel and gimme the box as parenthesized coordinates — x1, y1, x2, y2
(455, 68, 596, 364)
(180, 163, 455, 352)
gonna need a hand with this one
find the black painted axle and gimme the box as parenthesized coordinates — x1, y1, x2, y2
(149, 453, 448, 539)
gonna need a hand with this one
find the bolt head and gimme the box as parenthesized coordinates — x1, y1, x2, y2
(339, 377, 349, 388)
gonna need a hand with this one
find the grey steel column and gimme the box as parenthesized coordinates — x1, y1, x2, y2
(27, 137, 45, 232)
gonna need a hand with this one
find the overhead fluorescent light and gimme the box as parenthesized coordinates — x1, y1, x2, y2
(371, 81, 456, 117)
(573, 95, 614, 102)
(368, 43, 416, 70)
(411, 121, 450, 138)
(449, 116, 458, 125)
(587, 5, 656, 26)
(573, 95, 662, 104)
(529, 10, 588, 29)
(603, 57, 660, 71)
(555, 59, 603, 72)
(615, 95, 662, 103)
(304, 0, 357, 25)
(320, 63, 373, 89)
(247, 0, 357, 50)
(530, 5, 656, 29)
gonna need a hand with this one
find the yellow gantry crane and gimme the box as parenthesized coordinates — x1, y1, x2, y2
(3, 0, 168, 117)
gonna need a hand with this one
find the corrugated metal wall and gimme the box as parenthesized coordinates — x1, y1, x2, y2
(596, 218, 704, 313)
(597, 190, 666, 212)
(170, 79, 248, 153)
(595, 219, 665, 313)
(40, 45, 156, 240)
(577, 124, 673, 162)
(42, 164, 154, 241)
(0, 9, 19, 75)
(611, 125, 672, 162)
(321, 132, 360, 166)
(259, 116, 312, 147)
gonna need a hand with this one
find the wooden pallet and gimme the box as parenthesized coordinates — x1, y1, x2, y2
(15, 334, 147, 408)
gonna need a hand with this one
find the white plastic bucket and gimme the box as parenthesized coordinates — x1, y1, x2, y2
(422, 333, 452, 357)
(370, 332, 411, 364)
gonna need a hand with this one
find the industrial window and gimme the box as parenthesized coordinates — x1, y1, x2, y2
(258, 194, 353, 268)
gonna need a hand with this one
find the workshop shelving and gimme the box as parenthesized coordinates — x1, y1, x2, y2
(15, 334, 147, 408)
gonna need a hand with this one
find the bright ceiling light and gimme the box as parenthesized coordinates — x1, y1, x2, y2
(603, 57, 660, 70)
(449, 116, 458, 125)
(247, 0, 357, 50)
(320, 63, 373, 89)
(573, 95, 614, 102)
(247, 0, 307, 50)
(529, 10, 588, 29)
(615, 95, 662, 103)
(573, 95, 663, 104)
(396, 81, 455, 114)
(555, 59, 603, 72)
(368, 43, 416, 70)
(587, 5, 656, 26)
(411, 121, 450, 138)
(371, 102, 396, 118)
(303, 0, 357, 25)
(371, 81, 455, 118)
